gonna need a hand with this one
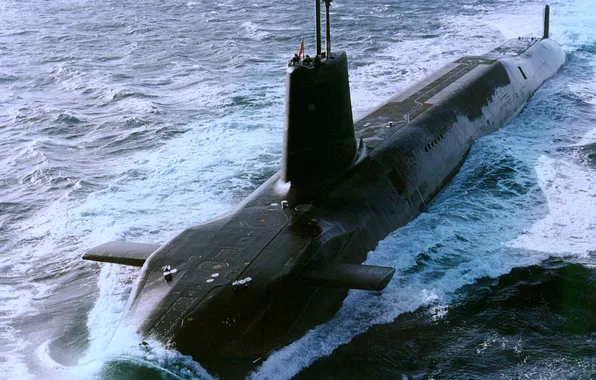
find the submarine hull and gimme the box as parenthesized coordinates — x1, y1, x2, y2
(84, 33, 565, 379)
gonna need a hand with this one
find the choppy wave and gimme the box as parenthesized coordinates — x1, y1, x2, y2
(290, 260, 596, 379)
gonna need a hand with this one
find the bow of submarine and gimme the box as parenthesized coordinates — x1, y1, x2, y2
(113, 51, 401, 368)
(117, 167, 401, 368)
(92, 33, 565, 374)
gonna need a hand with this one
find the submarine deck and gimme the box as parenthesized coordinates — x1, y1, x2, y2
(354, 36, 539, 149)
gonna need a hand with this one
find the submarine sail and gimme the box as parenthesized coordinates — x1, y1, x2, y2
(282, 0, 357, 196)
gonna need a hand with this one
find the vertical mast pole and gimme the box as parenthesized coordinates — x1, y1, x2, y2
(324, 0, 332, 57)
(543, 5, 550, 39)
(316, 0, 322, 55)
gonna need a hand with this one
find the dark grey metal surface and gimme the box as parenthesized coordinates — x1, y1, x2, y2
(354, 56, 496, 148)
(300, 262, 396, 290)
(82, 241, 159, 267)
(544, 5, 550, 39)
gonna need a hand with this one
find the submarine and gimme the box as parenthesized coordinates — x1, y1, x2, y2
(82, 1, 565, 377)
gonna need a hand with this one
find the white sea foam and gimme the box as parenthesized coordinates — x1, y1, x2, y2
(575, 126, 596, 146)
(553, 0, 596, 49)
(241, 21, 272, 41)
(0, 326, 32, 380)
(507, 155, 596, 256)
(75, 325, 214, 380)
(82, 264, 138, 361)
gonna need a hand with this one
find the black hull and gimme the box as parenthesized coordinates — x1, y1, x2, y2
(89, 36, 565, 380)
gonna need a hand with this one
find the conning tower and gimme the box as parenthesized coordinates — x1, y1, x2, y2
(282, 0, 356, 195)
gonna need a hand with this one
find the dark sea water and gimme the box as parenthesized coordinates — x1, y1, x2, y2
(1, 0, 595, 379)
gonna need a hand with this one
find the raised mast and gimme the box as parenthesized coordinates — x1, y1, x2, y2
(324, 0, 332, 57)
(543, 4, 550, 39)
(316, 0, 322, 55)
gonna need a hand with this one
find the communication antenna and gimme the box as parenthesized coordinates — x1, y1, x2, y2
(324, 0, 332, 57)
(543, 4, 550, 39)
(315, 0, 322, 55)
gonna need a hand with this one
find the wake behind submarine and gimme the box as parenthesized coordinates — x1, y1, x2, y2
(82, 2, 565, 377)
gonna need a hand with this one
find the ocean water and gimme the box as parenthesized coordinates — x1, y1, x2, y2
(0, 0, 595, 379)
